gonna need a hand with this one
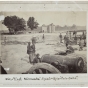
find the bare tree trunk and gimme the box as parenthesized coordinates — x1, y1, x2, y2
(8, 28, 11, 34)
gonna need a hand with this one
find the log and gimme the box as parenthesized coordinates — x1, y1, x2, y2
(41, 54, 84, 73)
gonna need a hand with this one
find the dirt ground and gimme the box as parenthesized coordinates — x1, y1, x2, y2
(1, 33, 87, 74)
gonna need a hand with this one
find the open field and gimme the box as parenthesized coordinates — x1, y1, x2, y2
(0, 33, 87, 74)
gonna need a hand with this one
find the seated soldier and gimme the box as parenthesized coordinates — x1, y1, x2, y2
(33, 54, 41, 64)
(66, 44, 74, 54)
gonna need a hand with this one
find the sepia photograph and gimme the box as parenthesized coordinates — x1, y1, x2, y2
(0, 11, 87, 74)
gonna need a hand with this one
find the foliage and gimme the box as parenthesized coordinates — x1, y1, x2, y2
(3, 16, 26, 34)
(27, 17, 39, 30)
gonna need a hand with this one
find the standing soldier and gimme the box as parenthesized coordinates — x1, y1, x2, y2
(31, 36, 36, 44)
(66, 31, 68, 38)
(84, 33, 86, 47)
(82, 31, 86, 46)
(65, 33, 69, 47)
(59, 33, 62, 43)
(64, 35, 66, 44)
(31, 41, 36, 61)
(79, 36, 83, 51)
(84, 39, 86, 47)
(82, 31, 85, 37)
(27, 42, 33, 63)
(4, 37, 6, 45)
(74, 36, 77, 45)
(69, 31, 71, 39)
(42, 34, 45, 40)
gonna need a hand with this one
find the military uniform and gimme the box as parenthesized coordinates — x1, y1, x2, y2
(31, 44, 36, 61)
(59, 34, 62, 43)
(79, 40, 83, 51)
(66, 45, 74, 54)
(31, 37, 36, 44)
(33, 54, 41, 64)
(64, 35, 66, 44)
(27, 44, 33, 63)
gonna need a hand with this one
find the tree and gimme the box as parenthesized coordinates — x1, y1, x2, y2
(27, 17, 39, 30)
(3, 16, 26, 34)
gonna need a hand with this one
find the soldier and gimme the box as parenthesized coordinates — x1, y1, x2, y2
(42, 34, 45, 40)
(74, 36, 77, 45)
(66, 44, 74, 54)
(31, 41, 36, 61)
(79, 38, 83, 51)
(33, 54, 41, 64)
(82, 31, 85, 37)
(65, 36, 69, 48)
(27, 42, 33, 63)
(84, 39, 86, 47)
(4, 37, 6, 45)
(64, 35, 67, 44)
(31, 36, 36, 44)
(69, 32, 71, 39)
(59, 33, 62, 43)
(82, 32, 86, 46)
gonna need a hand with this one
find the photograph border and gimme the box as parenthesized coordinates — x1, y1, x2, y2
(0, 1, 88, 87)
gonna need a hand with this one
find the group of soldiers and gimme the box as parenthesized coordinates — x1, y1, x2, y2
(27, 38, 40, 64)
(27, 34, 45, 64)
(59, 31, 86, 52)
(27, 41, 35, 63)
(27, 31, 86, 64)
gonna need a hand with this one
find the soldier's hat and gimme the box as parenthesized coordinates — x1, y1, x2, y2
(36, 53, 40, 56)
(28, 42, 31, 45)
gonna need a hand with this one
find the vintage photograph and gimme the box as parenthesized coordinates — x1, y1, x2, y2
(0, 11, 87, 74)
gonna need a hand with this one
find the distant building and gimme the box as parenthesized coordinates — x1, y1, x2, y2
(42, 24, 47, 33)
(42, 23, 55, 33)
(51, 23, 55, 33)
(48, 25, 51, 33)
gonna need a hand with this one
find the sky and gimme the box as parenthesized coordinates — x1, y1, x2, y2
(0, 11, 87, 27)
